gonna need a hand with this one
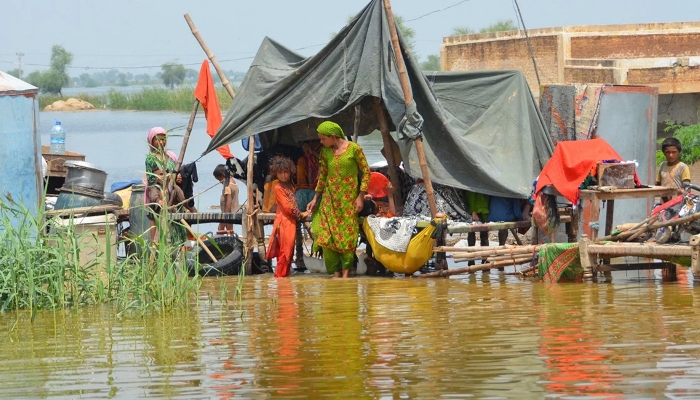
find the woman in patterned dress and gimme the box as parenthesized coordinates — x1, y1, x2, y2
(306, 121, 371, 278)
(144, 126, 185, 243)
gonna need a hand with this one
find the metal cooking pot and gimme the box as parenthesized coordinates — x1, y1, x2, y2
(63, 160, 108, 192)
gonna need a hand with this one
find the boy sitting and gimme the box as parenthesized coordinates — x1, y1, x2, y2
(656, 137, 691, 201)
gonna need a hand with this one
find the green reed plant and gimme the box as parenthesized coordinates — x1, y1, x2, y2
(106, 89, 129, 110)
(0, 192, 203, 317)
(39, 85, 234, 112)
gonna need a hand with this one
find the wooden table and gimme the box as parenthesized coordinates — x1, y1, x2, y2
(579, 186, 676, 240)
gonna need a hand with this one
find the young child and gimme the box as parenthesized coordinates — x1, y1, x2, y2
(266, 156, 309, 278)
(656, 137, 691, 201)
(213, 164, 240, 233)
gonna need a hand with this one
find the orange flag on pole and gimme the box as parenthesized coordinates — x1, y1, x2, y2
(194, 60, 234, 160)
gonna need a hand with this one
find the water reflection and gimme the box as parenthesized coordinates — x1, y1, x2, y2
(3, 274, 700, 398)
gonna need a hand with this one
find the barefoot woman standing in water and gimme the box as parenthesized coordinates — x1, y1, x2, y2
(306, 121, 370, 278)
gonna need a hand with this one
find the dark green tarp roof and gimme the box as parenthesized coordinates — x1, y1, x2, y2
(205, 0, 553, 198)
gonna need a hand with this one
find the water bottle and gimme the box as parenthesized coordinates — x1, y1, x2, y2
(50, 120, 66, 155)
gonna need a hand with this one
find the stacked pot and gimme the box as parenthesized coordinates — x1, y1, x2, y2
(54, 161, 113, 210)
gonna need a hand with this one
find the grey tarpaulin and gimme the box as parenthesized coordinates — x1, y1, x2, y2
(204, 0, 553, 198)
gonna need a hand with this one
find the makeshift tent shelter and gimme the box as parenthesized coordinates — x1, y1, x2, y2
(204, 0, 553, 198)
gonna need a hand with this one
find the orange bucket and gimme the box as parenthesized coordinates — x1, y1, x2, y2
(368, 172, 389, 199)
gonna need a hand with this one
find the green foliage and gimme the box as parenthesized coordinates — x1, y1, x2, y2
(656, 122, 700, 166)
(161, 62, 186, 89)
(78, 73, 99, 88)
(40, 70, 69, 95)
(39, 86, 233, 112)
(27, 45, 73, 95)
(0, 194, 203, 316)
(5, 69, 20, 78)
(116, 73, 129, 87)
(107, 89, 129, 109)
(394, 15, 418, 59)
(49, 45, 73, 74)
(421, 54, 441, 71)
(450, 19, 519, 37)
(26, 71, 43, 88)
(480, 19, 518, 33)
(452, 26, 475, 36)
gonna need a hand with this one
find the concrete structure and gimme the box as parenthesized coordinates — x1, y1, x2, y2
(441, 22, 700, 126)
(0, 71, 42, 227)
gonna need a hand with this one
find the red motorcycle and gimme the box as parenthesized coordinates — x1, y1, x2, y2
(651, 183, 700, 243)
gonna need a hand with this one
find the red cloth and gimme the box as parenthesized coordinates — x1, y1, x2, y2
(535, 138, 638, 204)
(194, 60, 234, 160)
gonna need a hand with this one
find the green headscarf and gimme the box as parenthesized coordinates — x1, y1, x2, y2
(317, 121, 345, 138)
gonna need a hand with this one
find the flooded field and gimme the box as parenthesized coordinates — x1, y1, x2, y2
(2, 272, 700, 398)
(8, 110, 699, 397)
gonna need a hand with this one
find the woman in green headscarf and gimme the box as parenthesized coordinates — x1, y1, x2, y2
(307, 121, 371, 278)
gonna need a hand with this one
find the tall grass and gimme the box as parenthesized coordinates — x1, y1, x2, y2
(0, 195, 203, 317)
(40, 86, 233, 113)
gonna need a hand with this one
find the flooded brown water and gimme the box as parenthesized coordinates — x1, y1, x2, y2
(3, 271, 700, 399)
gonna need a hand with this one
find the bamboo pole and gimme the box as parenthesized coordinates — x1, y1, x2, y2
(184, 14, 236, 99)
(597, 214, 656, 242)
(245, 143, 255, 275)
(435, 244, 522, 253)
(352, 104, 361, 143)
(615, 212, 700, 243)
(183, 13, 252, 270)
(181, 219, 218, 263)
(586, 243, 691, 258)
(505, 265, 536, 275)
(167, 99, 200, 195)
(455, 255, 532, 265)
(417, 257, 533, 278)
(374, 97, 403, 207)
(382, 0, 437, 218)
(176, 99, 200, 171)
(451, 245, 540, 260)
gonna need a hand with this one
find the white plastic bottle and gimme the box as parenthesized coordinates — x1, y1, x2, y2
(50, 120, 65, 154)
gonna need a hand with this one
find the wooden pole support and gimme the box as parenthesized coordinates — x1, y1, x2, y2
(167, 99, 200, 195)
(181, 219, 218, 263)
(579, 234, 593, 279)
(690, 234, 700, 282)
(184, 14, 236, 99)
(382, 0, 438, 218)
(374, 97, 403, 206)
(245, 143, 255, 275)
(417, 256, 533, 278)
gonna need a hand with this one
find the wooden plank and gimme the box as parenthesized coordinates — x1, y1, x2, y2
(579, 186, 676, 201)
(587, 243, 692, 258)
(46, 204, 121, 217)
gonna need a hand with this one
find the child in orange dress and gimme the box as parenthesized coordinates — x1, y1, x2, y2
(266, 156, 310, 278)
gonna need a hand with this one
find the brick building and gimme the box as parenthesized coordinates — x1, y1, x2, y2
(441, 22, 700, 127)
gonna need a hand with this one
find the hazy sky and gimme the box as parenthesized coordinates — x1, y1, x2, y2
(2, 0, 699, 75)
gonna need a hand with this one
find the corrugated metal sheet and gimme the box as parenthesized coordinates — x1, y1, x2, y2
(0, 71, 38, 95)
(0, 72, 42, 226)
(591, 86, 658, 234)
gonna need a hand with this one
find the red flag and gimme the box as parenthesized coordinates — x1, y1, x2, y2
(194, 60, 234, 160)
